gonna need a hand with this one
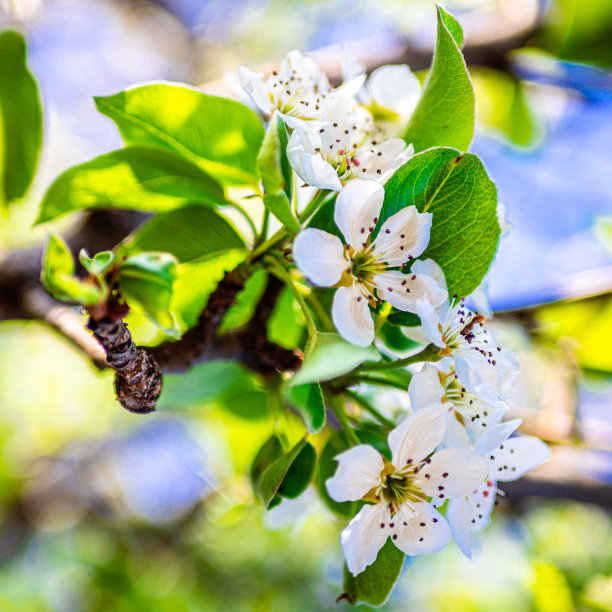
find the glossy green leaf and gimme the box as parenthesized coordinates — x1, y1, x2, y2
(276, 442, 317, 499)
(403, 5, 475, 152)
(41, 233, 103, 305)
(95, 83, 265, 186)
(291, 332, 381, 385)
(257, 114, 300, 234)
(122, 205, 244, 263)
(0, 30, 42, 207)
(342, 539, 405, 607)
(256, 437, 308, 508)
(36, 146, 226, 224)
(118, 252, 179, 333)
(78, 250, 115, 277)
(381, 147, 500, 298)
(286, 383, 326, 433)
(316, 431, 357, 519)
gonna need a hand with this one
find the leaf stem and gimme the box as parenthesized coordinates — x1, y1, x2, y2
(265, 256, 317, 338)
(344, 390, 395, 429)
(248, 228, 288, 263)
(357, 344, 441, 372)
(298, 188, 330, 223)
(256, 207, 270, 247)
(324, 390, 360, 446)
(344, 374, 408, 391)
(228, 200, 258, 240)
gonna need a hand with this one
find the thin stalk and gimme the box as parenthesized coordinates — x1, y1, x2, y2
(344, 390, 395, 429)
(265, 256, 317, 338)
(248, 228, 288, 263)
(357, 344, 440, 373)
(324, 390, 360, 446)
(255, 207, 270, 247)
(345, 374, 408, 391)
(298, 188, 329, 223)
(228, 201, 258, 241)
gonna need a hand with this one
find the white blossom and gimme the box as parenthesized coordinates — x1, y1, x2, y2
(446, 419, 550, 558)
(326, 405, 488, 575)
(293, 180, 447, 346)
(287, 97, 413, 191)
(409, 363, 507, 447)
(239, 50, 331, 129)
(406, 259, 519, 406)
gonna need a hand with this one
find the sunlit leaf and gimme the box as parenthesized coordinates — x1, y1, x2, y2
(95, 83, 265, 186)
(403, 5, 474, 152)
(276, 442, 317, 499)
(36, 146, 226, 223)
(286, 383, 326, 433)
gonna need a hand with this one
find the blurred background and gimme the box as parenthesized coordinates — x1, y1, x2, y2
(0, 0, 611, 610)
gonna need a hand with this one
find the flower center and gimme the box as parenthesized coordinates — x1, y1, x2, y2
(381, 473, 412, 505)
(350, 248, 386, 283)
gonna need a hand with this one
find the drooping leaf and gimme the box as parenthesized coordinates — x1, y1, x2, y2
(380, 147, 500, 299)
(291, 332, 381, 385)
(41, 233, 104, 305)
(342, 539, 405, 607)
(94, 83, 265, 186)
(36, 146, 226, 224)
(218, 268, 268, 333)
(118, 252, 179, 333)
(251, 435, 283, 488)
(0, 30, 42, 207)
(268, 286, 306, 350)
(257, 114, 300, 234)
(286, 382, 326, 433)
(276, 442, 317, 499)
(122, 205, 244, 263)
(403, 5, 475, 152)
(256, 437, 308, 508)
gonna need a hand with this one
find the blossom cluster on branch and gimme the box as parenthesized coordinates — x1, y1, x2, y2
(36, 6, 550, 604)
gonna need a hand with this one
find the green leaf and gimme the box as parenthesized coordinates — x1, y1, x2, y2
(403, 5, 475, 152)
(438, 5, 464, 47)
(257, 114, 300, 234)
(316, 431, 357, 519)
(342, 539, 405, 607)
(381, 147, 500, 298)
(286, 383, 326, 433)
(0, 30, 42, 207)
(118, 252, 179, 333)
(78, 250, 115, 277)
(306, 194, 340, 238)
(94, 83, 265, 186)
(122, 205, 244, 264)
(36, 146, 227, 224)
(276, 442, 317, 499)
(256, 437, 308, 508)
(291, 332, 381, 385)
(41, 233, 103, 305)
(268, 287, 306, 350)
(218, 268, 268, 333)
(251, 435, 283, 488)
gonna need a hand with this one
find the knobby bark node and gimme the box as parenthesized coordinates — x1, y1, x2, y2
(87, 317, 162, 414)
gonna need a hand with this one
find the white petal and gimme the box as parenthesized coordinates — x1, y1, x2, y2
(334, 180, 384, 248)
(293, 229, 346, 287)
(388, 403, 449, 468)
(374, 271, 447, 313)
(342, 49, 366, 82)
(279, 113, 324, 131)
(411, 259, 447, 293)
(401, 324, 431, 345)
(445, 413, 471, 449)
(369, 65, 421, 116)
(238, 66, 273, 114)
(486, 437, 550, 482)
(408, 364, 444, 411)
(341, 503, 390, 575)
(326, 444, 384, 502)
(474, 418, 522, 456)
(415, 298, 445, 348)
(332, 284, 375, 347)
(373, 206, 432, 265)
(391, 502, 450, 556)
(415, 448, 488, 502)
(446, 498, 473, 558)
(287, 130, 343, 191)
(466, 480, 497, 531)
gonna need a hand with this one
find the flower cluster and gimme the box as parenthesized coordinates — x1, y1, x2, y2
(240, 49, 416, 192)
(240, 49, 550, 578)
